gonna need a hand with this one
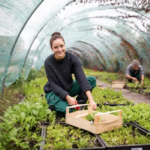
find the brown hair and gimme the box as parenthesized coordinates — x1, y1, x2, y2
(50, 32, 65, 47)
(131, 59, 140, 67)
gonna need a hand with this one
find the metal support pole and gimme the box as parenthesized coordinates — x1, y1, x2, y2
(1, 77, 6, 100)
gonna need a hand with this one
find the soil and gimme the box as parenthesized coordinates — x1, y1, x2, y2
(96, 80, 150, 104)
(0, 93, 25, 117)
(0, 98, 20, 117)
(15, 93, 25, 102)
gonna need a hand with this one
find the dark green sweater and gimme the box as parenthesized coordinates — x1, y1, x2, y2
(44, 52, 92, 100)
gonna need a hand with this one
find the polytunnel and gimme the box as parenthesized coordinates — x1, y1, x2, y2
(0, 0, 150, 92)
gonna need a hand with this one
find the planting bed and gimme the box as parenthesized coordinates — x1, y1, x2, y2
(132, 122, 150, 133)
(40, 124, 106, 150)
(83, 68, 150, 99)
(83, 68, 125, 84)
(98, 123, 150, 150)
(125, 77, 150, 97)
(92, 87, 133, 106)
(1, 68, 150, 150)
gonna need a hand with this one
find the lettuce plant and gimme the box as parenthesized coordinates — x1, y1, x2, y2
(92, 87, 133, 105)
(0, 101, 55, 150)
(101, 125, 150, 146)
(44, 124, 99, 150)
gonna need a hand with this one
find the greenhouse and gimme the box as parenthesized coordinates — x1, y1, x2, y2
(0, 0, 150, 150)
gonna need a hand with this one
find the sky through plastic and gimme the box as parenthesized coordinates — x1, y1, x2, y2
(0, 0, 150, 91)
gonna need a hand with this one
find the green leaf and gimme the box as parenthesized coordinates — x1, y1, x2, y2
(32, 133, 37, 139)
(19, 142, 30, 149)
(32, 110, 38, 115)
(9, 128, 18, 137)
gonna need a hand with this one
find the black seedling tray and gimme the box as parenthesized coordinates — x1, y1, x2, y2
(104, 103, 133, 106)
(97, 123, 150, 150)
(131, 121, 150, 133)
(40, 125, 46, 150)
(39, 124, 106, 150)
(102, 101, 134, 107)
(96, 102, 125, 107)
(97, 104, 102, 108)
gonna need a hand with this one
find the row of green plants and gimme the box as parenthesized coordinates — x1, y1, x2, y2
(0, 72, 56, 150)
(126, 77, 150, 96)
(44, 123, 101, 149)
(100, 124, 150, 146)
(23, 77, 47, 98)
(84, 68, 150, 96)
(0, 99, 55, 150)
(83, 68, 125, 83)
(92, 87, 133, 105)
(126, 77, 150, 89)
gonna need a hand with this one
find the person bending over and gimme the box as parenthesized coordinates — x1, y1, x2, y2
(44, 32, 97, 116)
(126, 60, 144, 85)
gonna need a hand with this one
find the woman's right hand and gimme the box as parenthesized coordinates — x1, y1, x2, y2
(66, 95, 77, 106)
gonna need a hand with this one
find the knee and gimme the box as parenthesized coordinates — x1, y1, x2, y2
(86, 76, 96, 88)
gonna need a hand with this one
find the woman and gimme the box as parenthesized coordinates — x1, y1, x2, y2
(44, 32, 97, 116)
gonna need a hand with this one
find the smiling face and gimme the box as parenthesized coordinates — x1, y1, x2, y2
(51, 38, 66, 60)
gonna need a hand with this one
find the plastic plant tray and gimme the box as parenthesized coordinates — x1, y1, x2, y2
(94, 101, 134, 107)
(103, 101, 134, 107)
(104, 101, 124, 106)
(39, 125, 106, 150)
(131, 122, 150, 133)
(97, 123, 150, 150)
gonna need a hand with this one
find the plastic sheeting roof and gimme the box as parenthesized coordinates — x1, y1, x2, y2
(0, 0, 150, 91)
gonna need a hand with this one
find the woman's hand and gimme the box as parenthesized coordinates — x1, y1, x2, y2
(90, 100, 97, 110)
(141, 81, 144, 86)
(85, 90, 97, 110)
(66, 95, 77, 106)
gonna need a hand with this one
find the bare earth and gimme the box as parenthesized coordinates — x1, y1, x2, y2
(96, 80, 150, 104)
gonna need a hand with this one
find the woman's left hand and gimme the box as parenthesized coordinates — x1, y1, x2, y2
(141, 81, 144, 86)
(85, 90, 97, 110)
(90, 101, 97, 110)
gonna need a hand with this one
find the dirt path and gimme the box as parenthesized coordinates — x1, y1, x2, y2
(96, 80, 150, 104)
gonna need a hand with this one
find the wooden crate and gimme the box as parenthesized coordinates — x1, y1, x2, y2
(65, 104, 122, 134)
(112, 81, 125, 89)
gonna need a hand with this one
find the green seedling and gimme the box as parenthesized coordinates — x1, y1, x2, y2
(45, 124, 100, 150)
(101, 125, 150, 146)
